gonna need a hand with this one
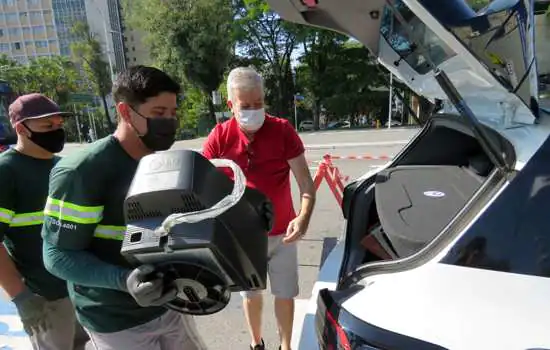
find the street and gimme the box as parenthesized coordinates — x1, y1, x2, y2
(0, 127, 420, 350)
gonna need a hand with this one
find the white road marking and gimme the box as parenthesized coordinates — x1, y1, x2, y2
(305, 140, 408, 149)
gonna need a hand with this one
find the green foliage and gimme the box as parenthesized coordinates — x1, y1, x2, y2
(466, 0, 491, 11)
(70, 21, 114, 130)
(123, 0, 235, 126)
(235, 0, 304, 118)
(0, 55, 79, 107)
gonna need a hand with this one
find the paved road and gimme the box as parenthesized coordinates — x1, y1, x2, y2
(0, 127, 420, 350)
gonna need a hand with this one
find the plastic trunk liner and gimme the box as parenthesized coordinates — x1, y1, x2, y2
(375, 165, 483, 257)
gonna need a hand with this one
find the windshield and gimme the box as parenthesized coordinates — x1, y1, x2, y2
(379, 1, 457, 74)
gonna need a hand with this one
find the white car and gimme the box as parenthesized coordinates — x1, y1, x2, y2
(268, 0, 550, 349)
(299, 120, 314, 131)
(385, 120, 402, 127)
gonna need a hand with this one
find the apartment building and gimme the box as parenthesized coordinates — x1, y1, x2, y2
(0, 0, 146, 72)
(85, 0, 152, 75)
(0, 0, 61, 64)
(124, 28, 152, 66)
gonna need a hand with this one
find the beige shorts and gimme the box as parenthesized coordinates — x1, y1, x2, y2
(240, 235, 299, 299)
(86, 310, 206, 350)
(28, 297, 88, 350)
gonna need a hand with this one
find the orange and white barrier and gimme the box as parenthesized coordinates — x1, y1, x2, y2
(312, 155, 349, 208)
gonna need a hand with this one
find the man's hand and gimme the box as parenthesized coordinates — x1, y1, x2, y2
(283, 214, 309, 244)
(12, 288, 51, 336)
(126, 265, 178, 307)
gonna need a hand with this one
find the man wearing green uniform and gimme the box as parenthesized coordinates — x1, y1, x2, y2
(42, 66, 206, 350)
(0, 93, 88, 349)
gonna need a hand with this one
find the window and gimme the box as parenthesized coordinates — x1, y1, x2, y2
(380, 0, 456, 74)
(13, 42, 21, 50)
(5, 13, 17, 23)
(23, 27, 31, 36)
(0, 29, 4, 38)
(0, 43, 9, 52)
(8, 28, 20, 36)
(35, 40, 48, 48)
(32, 26, 45, 35)
(30, 11, 42, 21)
(27, 0, 40, 5)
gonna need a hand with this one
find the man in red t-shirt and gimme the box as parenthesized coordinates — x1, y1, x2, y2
(202, 67, 315, 350)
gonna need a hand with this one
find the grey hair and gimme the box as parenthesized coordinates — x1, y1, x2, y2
(226, 66, 264, 102)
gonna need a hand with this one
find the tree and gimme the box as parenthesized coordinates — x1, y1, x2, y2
(296, 39, 387, 126)
(0, 55, 79, 106)
(234, 0, 304, 118)
(297, 30, 348, 129)
(123, 0, 235, 127)
(70, 21, 114, 131)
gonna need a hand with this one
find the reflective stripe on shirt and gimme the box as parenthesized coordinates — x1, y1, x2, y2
(44, 197, 103, 225)
(94, 225, 126, 240)
(0, 207, 15, 225)
(10, 211, 44, 227)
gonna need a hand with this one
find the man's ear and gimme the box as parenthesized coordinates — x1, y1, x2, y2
(14, 123, 29, 138)
(116, 102, 131, 123)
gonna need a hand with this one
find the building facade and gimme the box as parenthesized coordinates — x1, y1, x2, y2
(0, 0, 147, 71)
(0, 0, 61, 64)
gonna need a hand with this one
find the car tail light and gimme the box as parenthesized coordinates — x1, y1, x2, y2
(317, 289, 381, 350)
(316, 288, 447, 350)
(325, 305, 352, 349)
(0, 145, 8, 153)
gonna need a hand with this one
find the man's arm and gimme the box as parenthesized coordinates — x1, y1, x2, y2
(288, 154, 316, 222)
(284, 122, 316, 242)
(0, 166, 26, 298)
(42, 167, 129, 291)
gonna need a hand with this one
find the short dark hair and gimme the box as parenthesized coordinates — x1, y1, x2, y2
(112, 65, 181, 106)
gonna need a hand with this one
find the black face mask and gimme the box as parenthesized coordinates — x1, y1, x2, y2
(25, 126, 66, 153)
(131, 109, 178, 151)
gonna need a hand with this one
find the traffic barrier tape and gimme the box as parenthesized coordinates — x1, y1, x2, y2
(326, 155, 391, 160)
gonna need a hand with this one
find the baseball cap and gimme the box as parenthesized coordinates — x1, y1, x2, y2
(9, 93, 72, 125)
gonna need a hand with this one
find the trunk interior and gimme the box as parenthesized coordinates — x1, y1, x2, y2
(340, 115, 515, 277)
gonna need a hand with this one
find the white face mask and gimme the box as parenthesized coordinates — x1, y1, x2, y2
(237, 108, 265, 132)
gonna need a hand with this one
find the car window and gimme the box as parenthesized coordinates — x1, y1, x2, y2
(441, 143, 550, 278)
(379, 0, 457, 74)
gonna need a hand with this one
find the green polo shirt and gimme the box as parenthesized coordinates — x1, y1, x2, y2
(0, 149, 68, 300)
(42, 136, 166, 333)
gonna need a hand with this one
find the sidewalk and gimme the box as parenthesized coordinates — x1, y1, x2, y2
(0, 299, 33, 349)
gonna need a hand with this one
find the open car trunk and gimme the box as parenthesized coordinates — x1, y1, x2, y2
(267, 0, 541, 276)
(339, 115, 514, 274)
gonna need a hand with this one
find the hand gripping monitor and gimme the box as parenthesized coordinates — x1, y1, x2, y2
(120, 150, 273, 316)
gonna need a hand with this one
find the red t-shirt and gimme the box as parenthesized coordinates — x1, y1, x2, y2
(202, 115, 305, 236)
